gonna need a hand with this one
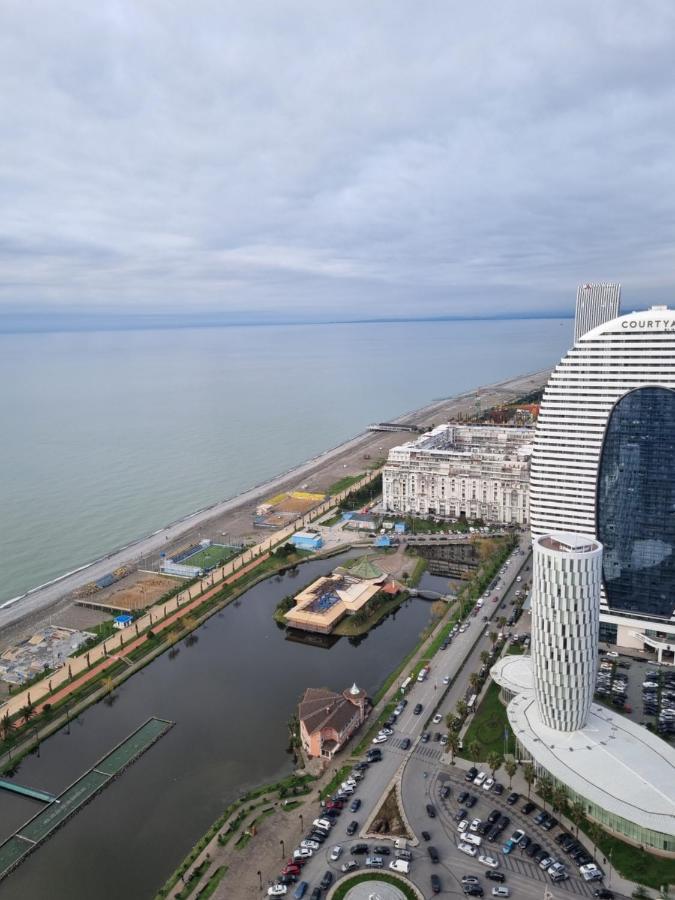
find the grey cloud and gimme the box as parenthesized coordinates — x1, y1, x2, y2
(1, 0, 675, 320)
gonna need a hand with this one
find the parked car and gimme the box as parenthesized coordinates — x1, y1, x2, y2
(373, 845, 390, 856)
(485, 871, 506, 882)
(341, 860, 359, 873)
(458, 842, 478, 857)
(350, 799, 361, 813)
(365, 856, 384, 869)
(346, 821, 358, 836)
(329, 846, 342, 861)
(478, 854, 499, 868)
(440, 784, 451, 800)
(506, 792, 520, 806)
(292, 883, 308, 900)
(320, 871, 333, 890)
(351, 843, 369, 855)
(466, 767, 479, 782)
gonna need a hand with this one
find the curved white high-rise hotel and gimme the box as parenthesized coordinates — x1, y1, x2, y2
(531, 533, 602, 731)
(530, 305, 675, 652)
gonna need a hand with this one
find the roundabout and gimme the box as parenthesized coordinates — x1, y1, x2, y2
(327, 871, 423, 900)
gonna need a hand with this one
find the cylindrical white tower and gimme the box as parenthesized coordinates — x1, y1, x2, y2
(531, 532, 603, 731)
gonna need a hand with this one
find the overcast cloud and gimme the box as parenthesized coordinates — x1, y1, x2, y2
(1, 0, 675, 321)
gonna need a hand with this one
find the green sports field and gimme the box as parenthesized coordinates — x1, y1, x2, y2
(182, 544, 239, 569)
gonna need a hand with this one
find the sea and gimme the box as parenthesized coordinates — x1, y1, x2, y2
(0, 317, 572, 607)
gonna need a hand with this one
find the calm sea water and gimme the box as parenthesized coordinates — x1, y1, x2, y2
(0, 319, 571, 604)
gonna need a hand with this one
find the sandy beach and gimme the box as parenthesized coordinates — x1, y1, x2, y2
(0, 367, 548, 647)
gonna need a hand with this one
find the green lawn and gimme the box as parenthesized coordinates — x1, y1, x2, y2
(578, 824, 675, 890)
(181, 545, 239, 569)
(462, 680, 514, 760)
(328, 474, 363, 494)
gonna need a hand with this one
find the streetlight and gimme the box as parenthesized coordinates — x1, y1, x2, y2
(298, 812, 304, 831)
(279, 838, 285, 859)
(257, 870, 262, 891)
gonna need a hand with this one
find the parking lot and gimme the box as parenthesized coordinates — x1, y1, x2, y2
(595, 653, 675, 739)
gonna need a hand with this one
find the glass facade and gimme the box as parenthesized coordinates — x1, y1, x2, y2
(597, 387, 675, 621)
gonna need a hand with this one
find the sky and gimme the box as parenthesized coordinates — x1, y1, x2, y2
(1, 1, 675, 324)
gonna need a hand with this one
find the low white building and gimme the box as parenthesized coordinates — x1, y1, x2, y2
(382, 424, 532, 525)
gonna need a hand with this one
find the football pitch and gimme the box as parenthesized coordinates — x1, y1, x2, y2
(182, 544, 239, 569)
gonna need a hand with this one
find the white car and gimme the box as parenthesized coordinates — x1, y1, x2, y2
(293, 848, 312, 860)
(442, 675, 450, 684)
(432, 713, 443, 724)
(300, 840, 319, 851)
(473, 772, 487, 786)
(469, 818, 482, 833)
(457, 819, 469, 832)
(478, 853, 499, 868)
(463, 833, 482, 847)
(458, 841, 477, 857)
(605, 651, 619, 658)
(389, 858, 410, 874)
(268, 885, 287, 897)
(313, 818, 332, 831)
(492, 887, 510, 897)
(372, 735, 387, 744)
(482, 777, 495, 791)
(511, 829, 525, 844)
(330, 845, 342, 861)
(379, 727, 394, 736)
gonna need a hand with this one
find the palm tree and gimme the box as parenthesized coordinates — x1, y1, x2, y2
(456, 699, 468, 719)
(0, 713, 12, 746)
(570, 799, 585, 837)
(445, 713, 458, 732)
(468, 673, 481, 694)
(21, 702, 35, 724)
(468, 740, 481, 764)
(446, 731, 460, 764)
(522, 762, 535, 798)
(489, 632, 498, 648)
(497, 617, 506, 629)
(480, 650, 490, 667)
(552, 784, 569, 815)
(487, 752, 503, 777)
(537, 774, 554, 811)
(504, 757, 517, 788)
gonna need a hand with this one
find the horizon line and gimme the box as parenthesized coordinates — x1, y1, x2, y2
(0, 310, 575, 335)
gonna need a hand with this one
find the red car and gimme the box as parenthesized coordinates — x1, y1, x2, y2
(282, 864, 301, 876)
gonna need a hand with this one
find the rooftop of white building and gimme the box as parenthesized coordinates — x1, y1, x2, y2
(537, 532, 600, 554)
(508, 691, 675, 838)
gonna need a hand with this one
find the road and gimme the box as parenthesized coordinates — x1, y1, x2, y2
(285, 535, 533, 893)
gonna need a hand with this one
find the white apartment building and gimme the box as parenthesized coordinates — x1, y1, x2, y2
(382, 424, 533, 525)
(530, 305, 675, 651)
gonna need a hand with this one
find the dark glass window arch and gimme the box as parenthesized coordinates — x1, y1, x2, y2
(597, 386, 675, 621)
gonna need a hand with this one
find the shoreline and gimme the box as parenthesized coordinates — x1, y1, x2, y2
(0, 366, 549, 635)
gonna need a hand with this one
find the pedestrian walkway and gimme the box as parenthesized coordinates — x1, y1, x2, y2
(0, 717, 173, 882)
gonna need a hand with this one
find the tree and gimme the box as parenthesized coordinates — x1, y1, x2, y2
(522, 762, 536, 798)
(552, 784, 569, 815)
(588, 820, 603, 862)
(497, 617, 506, 630)
(21, 702, 35, 724)
(430, 600, 446, 622)
(445, 713, 458, 732)
(469, 673, 481, 694)
(504, 757, 518, 788)
(446, 731, 460, 764)
(456, 699, 467, 719)
(487, 752, 503, 777)
(537, 774, 554, 811)
(480, 650, 490, 667)
(489, 632, 498, 647)
(570, 799, 586, 837)
(0, 713, 12, 744)
(468, 740, 481, 764)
